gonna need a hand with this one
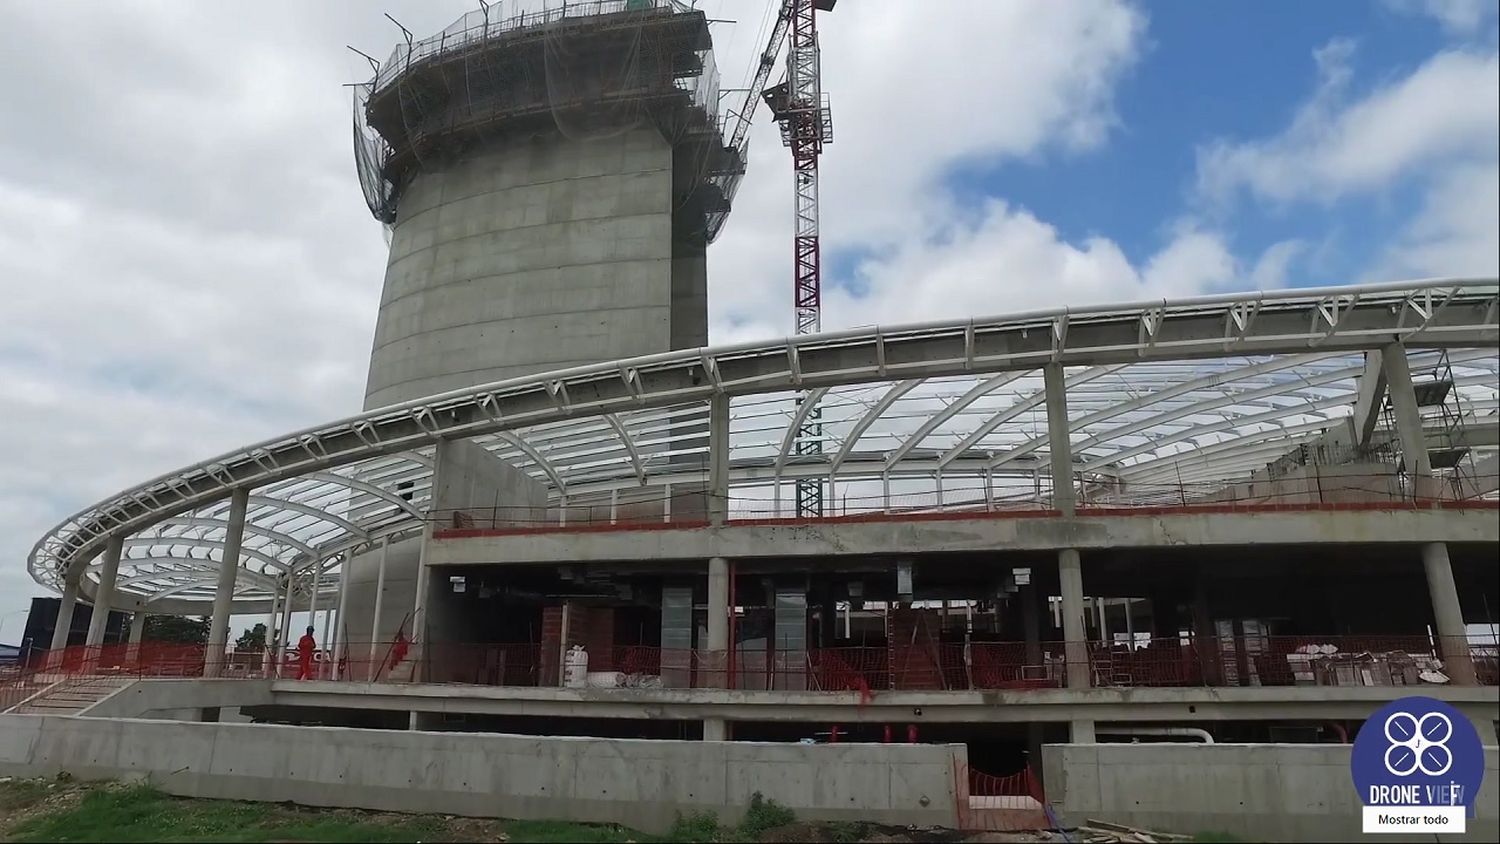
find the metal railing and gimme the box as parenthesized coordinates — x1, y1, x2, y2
(258, 634, 1500, 692)
(8, 634, 1492, 708)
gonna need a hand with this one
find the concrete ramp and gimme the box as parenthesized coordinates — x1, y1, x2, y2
(5, 677, 133, 715)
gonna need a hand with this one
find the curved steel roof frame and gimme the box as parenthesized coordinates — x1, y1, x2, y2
(29, 279, 1500, 611)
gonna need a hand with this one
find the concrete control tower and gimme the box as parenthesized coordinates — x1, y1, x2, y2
(355, 0, 741, 409)
(345, 0, 742, 646)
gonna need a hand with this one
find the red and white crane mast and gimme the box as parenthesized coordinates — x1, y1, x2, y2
(726, 0, 836, 517)
(768, 0, 835, 516)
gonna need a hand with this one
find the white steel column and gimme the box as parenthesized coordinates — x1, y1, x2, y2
(50, 577, 81, 651)
(128, 611, 147, 645)
(264, 588, 282, 679)
(277, 569, 295, 678)
(1422, 542, 1476, 686)
(85, 534, 126, 648)
(708, 394, 730, 527)
(320, 603, 332, 679)
(309, 562, 320, 625)
(204, 487, 250, 676)
(1043, 364, 1076, 515)
(333, 554, 351, 679)
(1046, 363, 1089, 694)
(368, 537, 389, 681)
(1380, 343, 1435, 500)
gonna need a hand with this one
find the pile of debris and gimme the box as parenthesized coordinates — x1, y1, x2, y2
(1285, 643, 1448, 686)
(1071, 819, 1193, 843)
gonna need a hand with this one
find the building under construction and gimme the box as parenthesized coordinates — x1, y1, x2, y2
(9, 2, 1500, 838)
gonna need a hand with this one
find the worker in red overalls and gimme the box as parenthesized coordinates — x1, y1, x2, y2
(297, 626, 318, 680)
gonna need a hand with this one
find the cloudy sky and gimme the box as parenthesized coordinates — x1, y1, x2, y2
(1, 0, 1496, 642)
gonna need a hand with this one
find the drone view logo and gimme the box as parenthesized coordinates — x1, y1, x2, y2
(1383, 710, 1453, 777)
(1353, 696, 1484, 832)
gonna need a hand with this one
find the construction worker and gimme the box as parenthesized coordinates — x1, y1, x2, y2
(297, 626, 318, 680)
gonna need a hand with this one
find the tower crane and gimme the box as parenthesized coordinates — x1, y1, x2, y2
(724, 0, 837, 517)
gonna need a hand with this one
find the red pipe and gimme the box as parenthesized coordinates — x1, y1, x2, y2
(830, 724, 840, 743)
(883, 724, 893, 744)
(907, 724, 919, 744)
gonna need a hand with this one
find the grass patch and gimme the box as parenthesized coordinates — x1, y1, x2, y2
(670, 810, 724, 842)
(0, 780, 832, 844)
(825, 821, 870, 843)
(7, 785, 455, 842)
(737, 793, 795, 839)
(504, 819, 645, 843)
(0, 781, 645, 843)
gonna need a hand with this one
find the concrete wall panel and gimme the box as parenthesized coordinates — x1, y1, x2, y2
(0, 715, 962, 833)
(1044, 742, 1500, 842)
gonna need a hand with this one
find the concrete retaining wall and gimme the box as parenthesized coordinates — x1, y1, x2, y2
(1043, 742, 1500, 842)
(0, 715, 962, 832)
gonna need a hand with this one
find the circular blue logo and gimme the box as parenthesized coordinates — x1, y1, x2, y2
(1352, 696, 1485, 817)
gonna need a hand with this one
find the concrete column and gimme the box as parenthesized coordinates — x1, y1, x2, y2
(128, 612, 147, 644)
(50, 577, 81, 651)
(707, 556, 729, 688)
(1070, 719, 1096, 743)
(1422, 542, 1476, 686)
(124, 609, 148, 667)
(1380, 343, 1436, 501)
(1058, 549, 1090, 688)
(204, 487, 250, 676)
(85, 535, 126, 648)
(818, 594, 837, 648)
(1043, 363, 1076, 516)
(708, 393, 730, 527)
(368, 537, 389, 681)
(1192, 580, 1224, 686)
(703, 718, 728, 742)
(1021, 585, 1042, 667)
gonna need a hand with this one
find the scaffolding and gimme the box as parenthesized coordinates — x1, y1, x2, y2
(352, 0, 742, 244)
(1380, 349, 1480, 497)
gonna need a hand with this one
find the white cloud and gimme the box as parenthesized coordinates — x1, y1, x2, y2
(1375, 161, 1500, 279)
(0, 0, 1155, 636)
(1196, 45, 1499, 205)
(1194, 36, 1498, 285)
(819, 202, 1291, 331)
(1383, 0, 1500, 33)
